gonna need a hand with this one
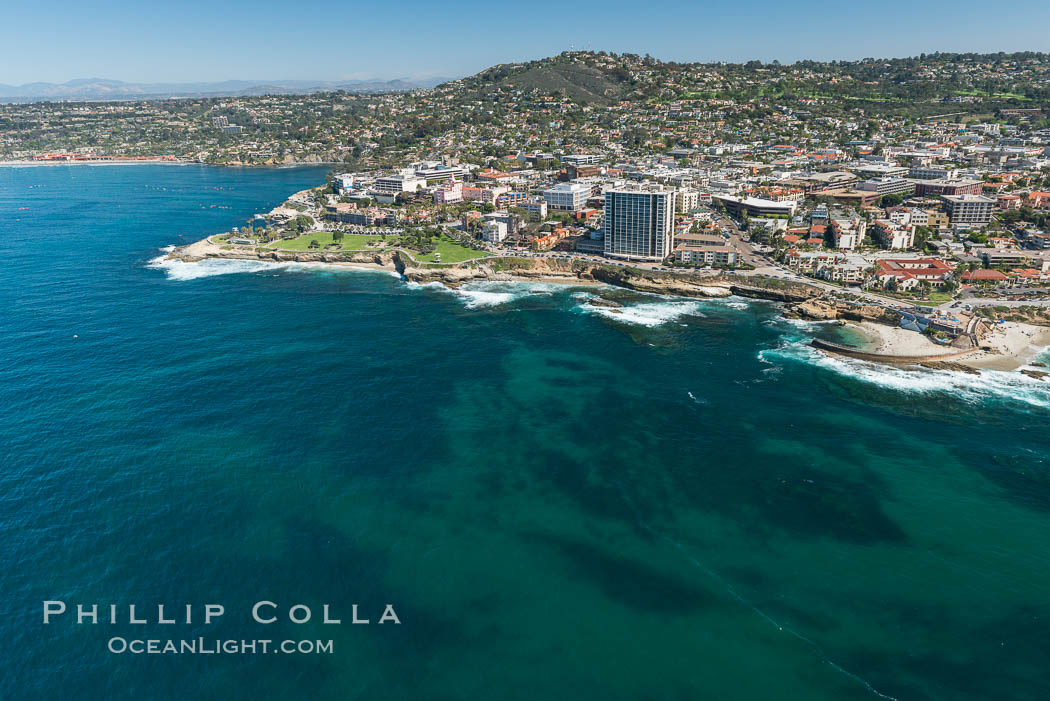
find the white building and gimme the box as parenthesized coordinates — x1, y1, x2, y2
(830, 213, 866, 251)
(333, 174, 356, 192)
(373, 174, 424, 196)
(875, 220, 915, 250)
(521, 200, 548, 219)
(888, 209, 912, 226)
(852, 163, 909, 179)
(908, 209, 929, 227)
(713, 194, 797, 218)
(676, 189, 700, 212)
(543, 182, 592, 211)
(482, 220, 508, 243)
(909, 166, 959, 180)
(674, 245, 737, 266)
(412, 161, 469, 182)
(857, 177, 915, 196)
(562, 154, 600, 167)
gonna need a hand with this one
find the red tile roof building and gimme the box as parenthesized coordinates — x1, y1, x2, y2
(873, 258, 954, 290)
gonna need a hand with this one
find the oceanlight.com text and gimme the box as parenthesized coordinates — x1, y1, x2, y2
(107, 637, 334, 655)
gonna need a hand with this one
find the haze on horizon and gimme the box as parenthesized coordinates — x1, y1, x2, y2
(4, 0, 1050, 85)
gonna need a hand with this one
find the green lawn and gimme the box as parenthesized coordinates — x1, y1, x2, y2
(271, 232, 389, 252)
(416, 236, 487, 264)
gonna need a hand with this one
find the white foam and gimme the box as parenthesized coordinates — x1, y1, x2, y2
(687, 391, 708, 405)
(403, 280, 448, 292)
(581, 299, 706, 327)
(404, 280, 565, 309)
(762, 338, 1050, 410)
(456, 287, 520, 309)
(774, 317, 831, 331)
(146, 251, 400, 281)
(147, 254, 278, 281)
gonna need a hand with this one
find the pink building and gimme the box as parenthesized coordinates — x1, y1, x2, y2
(433, 181, 463, 205)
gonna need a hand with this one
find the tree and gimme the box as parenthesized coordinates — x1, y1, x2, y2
(823, 224, 838, 249)
(333, 231, 344, 243)
(912, 225, 933, 248)
(308, 239, 320, 249)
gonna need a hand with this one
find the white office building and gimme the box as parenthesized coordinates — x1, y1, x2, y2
(543, 182, 592, 211)
(412, 161, 469, 182)
(910, 166, 959, 180)
(857, 177, 915, 196)
(562, 154, 600, 167)
(373, 174, 425, 196)
(852, 163, 909, 179)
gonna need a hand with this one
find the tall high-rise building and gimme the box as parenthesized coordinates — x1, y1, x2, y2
(603, 186, 675, 260)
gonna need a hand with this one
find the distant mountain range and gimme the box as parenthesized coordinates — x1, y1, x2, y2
(0, 77, 454, 103)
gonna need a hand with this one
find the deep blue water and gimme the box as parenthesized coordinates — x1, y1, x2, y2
(3, 164, 1050, 700)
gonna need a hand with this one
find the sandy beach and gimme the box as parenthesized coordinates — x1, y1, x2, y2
(846, 320, 1050, 371)
(847, 322, 952, 357)
(961, 321, 1050, 371)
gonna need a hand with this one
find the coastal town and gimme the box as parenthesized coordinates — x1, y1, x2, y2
(7, 51, 1050, 371)
(9, 11, 1050, 695)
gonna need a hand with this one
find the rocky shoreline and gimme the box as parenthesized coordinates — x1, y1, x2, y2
(167, 239, 826, 303)
(165, 240, 1050, 376)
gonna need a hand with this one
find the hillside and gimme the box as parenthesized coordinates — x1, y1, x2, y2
(444, 50, 1050, 111)
(452, 54, 632, 105)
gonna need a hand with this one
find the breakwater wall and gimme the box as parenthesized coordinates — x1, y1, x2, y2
(810, 338, 976, 364)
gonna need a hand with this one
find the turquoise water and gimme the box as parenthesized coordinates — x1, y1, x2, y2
(3, 165, 1050, 700)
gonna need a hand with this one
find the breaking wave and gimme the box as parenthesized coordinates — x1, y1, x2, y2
(146, 249, 400, 282)
(404, 280, 565, 309)
(580, 299, 707, 327)
(148, 255, 280, 281)
(714, 299, 751, 310)
(456, 281, 560, 309)
(761, 337, 1050, 411)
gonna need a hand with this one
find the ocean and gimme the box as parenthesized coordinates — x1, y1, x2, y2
(3, 164, 1050, 700)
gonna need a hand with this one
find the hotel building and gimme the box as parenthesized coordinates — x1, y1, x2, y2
(603, 186, 675, 261)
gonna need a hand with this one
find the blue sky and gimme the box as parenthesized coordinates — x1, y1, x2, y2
(4, 0, 1050, 84)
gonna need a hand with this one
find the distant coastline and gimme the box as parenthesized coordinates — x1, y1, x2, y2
(0, 158, 186, 167)
(0, 159, 347, 168)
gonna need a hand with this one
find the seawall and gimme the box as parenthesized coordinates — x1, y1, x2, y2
(810, 338, 976, 365)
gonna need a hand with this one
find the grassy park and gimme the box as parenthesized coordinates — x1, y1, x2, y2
(416, 236, 487, 264)
(262, 229, 484, 264)
(271, 232, 388, 252)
